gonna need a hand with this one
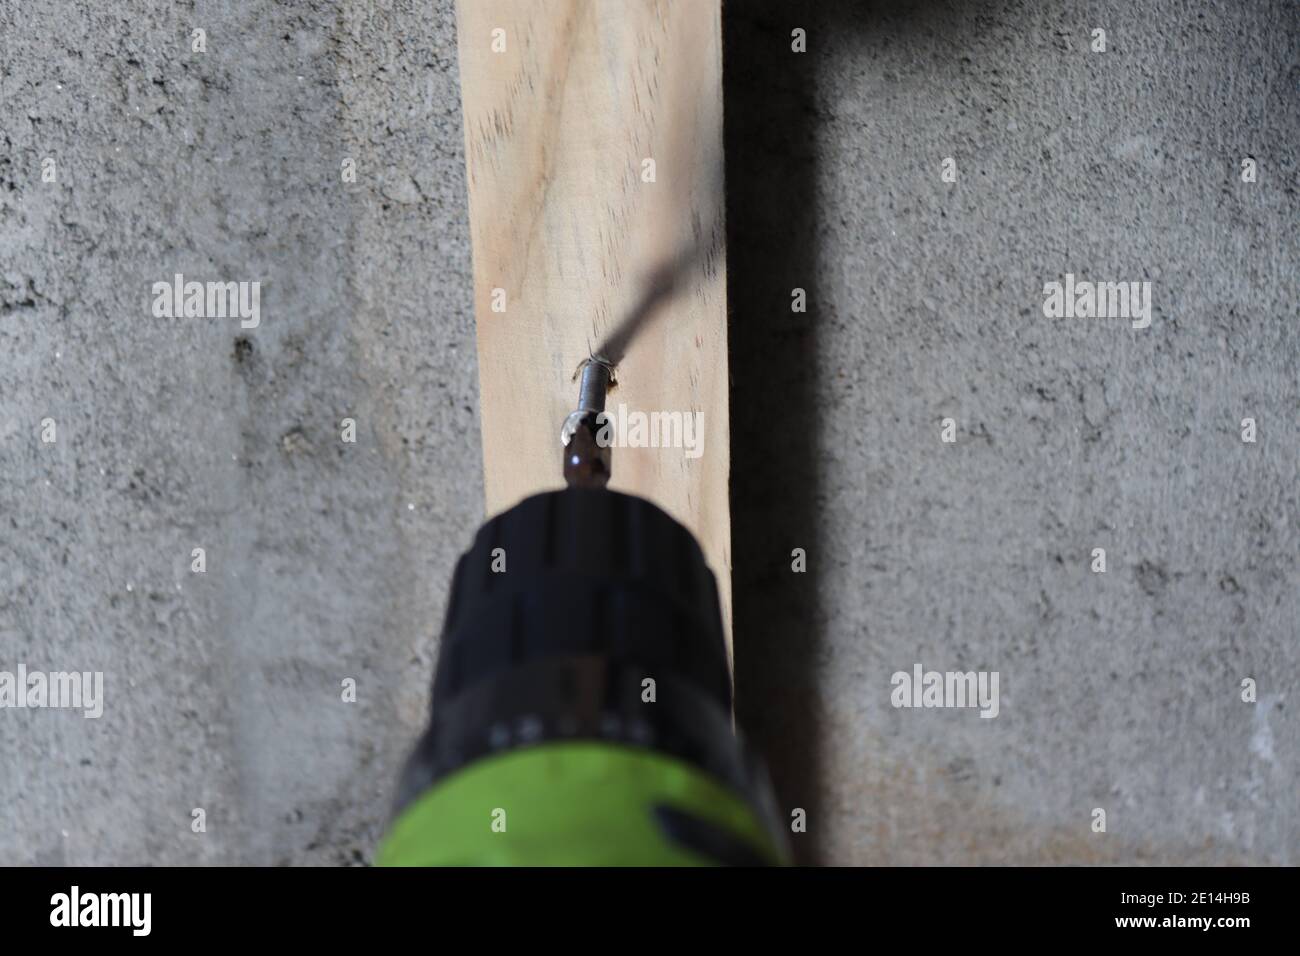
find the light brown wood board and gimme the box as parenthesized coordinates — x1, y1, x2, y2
(455, 0, 732, 654)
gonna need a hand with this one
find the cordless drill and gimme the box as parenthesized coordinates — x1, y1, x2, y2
(377, 361, 787, 865)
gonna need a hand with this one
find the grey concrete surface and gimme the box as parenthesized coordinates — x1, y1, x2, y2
(1, 0, 1296, 865)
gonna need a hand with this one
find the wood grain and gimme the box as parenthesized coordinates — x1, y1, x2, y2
(455, 0, 732, 652)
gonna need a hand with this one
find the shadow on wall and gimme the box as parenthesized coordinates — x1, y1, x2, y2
(725, 0, 947, 864)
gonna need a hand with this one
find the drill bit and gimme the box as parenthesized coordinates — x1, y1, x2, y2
(561, 358, 613, 488)
(559, 154, 722, 489)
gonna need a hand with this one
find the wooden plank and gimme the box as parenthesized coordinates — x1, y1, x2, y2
(455, 0, 732, 652)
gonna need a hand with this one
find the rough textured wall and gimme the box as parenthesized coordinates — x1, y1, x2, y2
(2, 0, 476, 865)
(729, 0, 1298, 864)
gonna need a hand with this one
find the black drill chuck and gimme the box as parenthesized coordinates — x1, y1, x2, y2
(393, 487, 747, 808)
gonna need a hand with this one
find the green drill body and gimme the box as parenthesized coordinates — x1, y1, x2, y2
(380, 363, 786, 866)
